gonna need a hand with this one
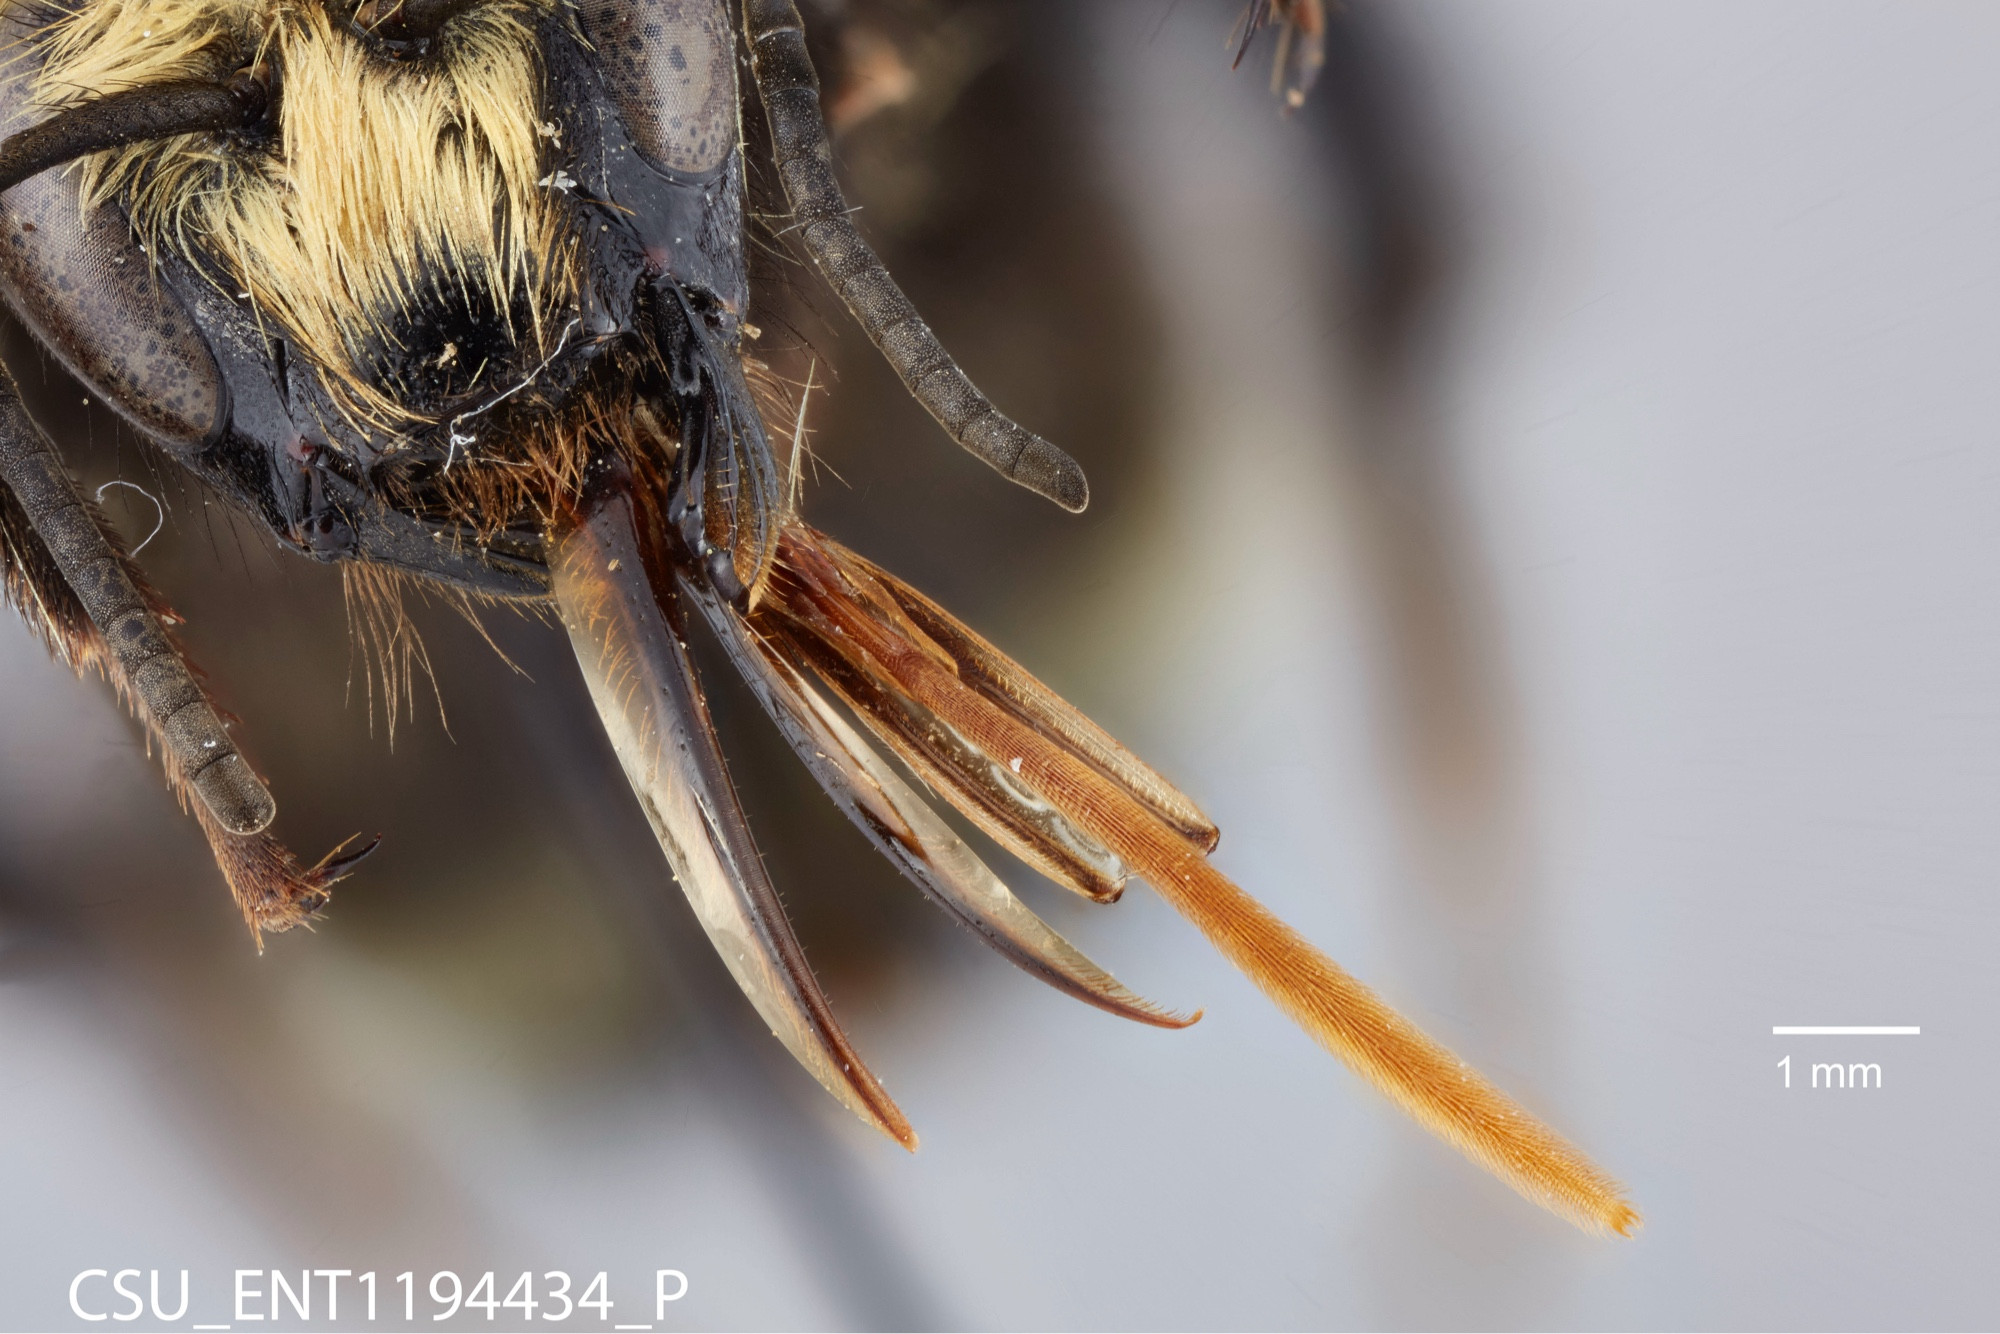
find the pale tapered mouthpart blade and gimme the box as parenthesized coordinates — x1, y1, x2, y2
(552, 492, 914, 1148)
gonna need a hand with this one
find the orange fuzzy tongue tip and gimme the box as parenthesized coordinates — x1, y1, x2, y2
(1146, 850, 1640, 1237)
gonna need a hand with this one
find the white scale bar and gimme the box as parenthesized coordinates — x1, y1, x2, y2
(1772, 1026, 1919, 1035)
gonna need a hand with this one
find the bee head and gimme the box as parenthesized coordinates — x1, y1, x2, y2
(17, 0, 774, 598)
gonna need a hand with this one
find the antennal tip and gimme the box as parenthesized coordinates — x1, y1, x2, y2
(1009, 432, 1090, 513)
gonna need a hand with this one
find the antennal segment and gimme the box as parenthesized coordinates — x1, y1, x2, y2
(742, 0, 1090, 512)
(0, 76, 267, 196)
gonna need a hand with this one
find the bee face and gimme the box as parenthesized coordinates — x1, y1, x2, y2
(56, 1, 567, 421)
(4, 0, 760, 596)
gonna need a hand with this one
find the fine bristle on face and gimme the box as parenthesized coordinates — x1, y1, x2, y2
(36, 0, 572, 430)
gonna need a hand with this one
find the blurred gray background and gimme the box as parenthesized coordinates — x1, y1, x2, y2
(3, 0, 1996, 1328)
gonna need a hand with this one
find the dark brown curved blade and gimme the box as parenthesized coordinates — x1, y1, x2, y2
(690, 581, 1196, 1030)
(835, 541, 1220, 852)
(552, 488, 913, 1148)
(761, 537, 1132, 904)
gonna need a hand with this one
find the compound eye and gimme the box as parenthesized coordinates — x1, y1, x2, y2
(0, 10, 224, 451)
(576, 0, 736, 176)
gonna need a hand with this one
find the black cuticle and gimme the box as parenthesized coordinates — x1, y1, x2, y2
(226, 69, 269, 122)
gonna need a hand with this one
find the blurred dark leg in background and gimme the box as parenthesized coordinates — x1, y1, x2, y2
(1300, 4, 1583, 1314)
